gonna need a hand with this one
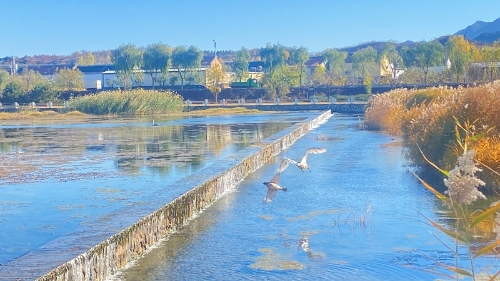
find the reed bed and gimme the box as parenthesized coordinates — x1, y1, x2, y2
(67, 89, 184, 115)
(364, 81, 500, 186)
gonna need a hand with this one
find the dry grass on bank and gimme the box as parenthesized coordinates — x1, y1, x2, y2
(0, 107, 262, 124)
(364, 81, 500, 178)
(0, 110, 87, 121)
(186, 107, 262, 115)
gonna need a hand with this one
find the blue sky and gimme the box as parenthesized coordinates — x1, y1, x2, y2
(1, 0, 499, 57)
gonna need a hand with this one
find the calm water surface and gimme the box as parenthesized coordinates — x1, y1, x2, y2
(0, 112, 319, 275)
(112, 115, 500, 281)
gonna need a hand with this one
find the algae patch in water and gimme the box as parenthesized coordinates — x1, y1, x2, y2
(286, 215, 311, 222)
(55, 204, 86, 211)
(96, 187, 123, 193)
(39, 224, 58, 230)
(250, 248, 304, 271)
(300, 230, 319, 237)
(286, 209, 341, 222)
(259, 215, 273, 221)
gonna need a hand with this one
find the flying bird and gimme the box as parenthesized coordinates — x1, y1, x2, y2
(263, 159, 290, 203)
(276, 157, 294, 173)
(282, 147, 327, 172)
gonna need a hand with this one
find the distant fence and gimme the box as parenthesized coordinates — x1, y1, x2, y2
(0, 82, 481, 109)
(0, 102, 64, 113)
(0, 99, 367, 115)
(184, 98, 366, 114)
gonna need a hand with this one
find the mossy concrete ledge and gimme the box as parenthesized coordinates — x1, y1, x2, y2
(36, 110, 333, 281)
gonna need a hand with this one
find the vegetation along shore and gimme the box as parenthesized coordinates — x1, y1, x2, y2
(365, 80, 500, 189)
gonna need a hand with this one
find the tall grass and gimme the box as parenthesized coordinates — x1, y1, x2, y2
(364, 81, 500, 187)
(410, 121, 500, 280)
(67, 89, 184, 115)
(366, 84, 500, 279)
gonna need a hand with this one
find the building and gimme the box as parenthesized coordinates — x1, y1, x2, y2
(101, 68, 209, 89)
(77, 65, 114, 90)
(6, 54, 411, 90)
(304, 56, 327, 76)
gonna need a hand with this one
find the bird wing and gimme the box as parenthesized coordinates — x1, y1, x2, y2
(269, 171, 280, 184)
(278, 158, 296, 173)
(300, 147, 327, 163)
(265, 189, 277, 203)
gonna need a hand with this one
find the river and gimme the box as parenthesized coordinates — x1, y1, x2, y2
(1, 112, 497, 280)
(110, 114, 499, 281)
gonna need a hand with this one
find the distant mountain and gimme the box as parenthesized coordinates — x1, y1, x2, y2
(339, 41, 389, 54)
(455, 17, 500, 42)
(473, 31, 500, 44)
(3, 17, 500, 66)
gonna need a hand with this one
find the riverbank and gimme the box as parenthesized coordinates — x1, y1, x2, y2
(0, 107, 264, 125)
(364, 81, 500, 188)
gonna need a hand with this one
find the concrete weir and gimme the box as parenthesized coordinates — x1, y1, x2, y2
(36, 110, 333, 281)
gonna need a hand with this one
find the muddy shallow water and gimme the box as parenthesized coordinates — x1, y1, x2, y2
(0, 111, 320, 273)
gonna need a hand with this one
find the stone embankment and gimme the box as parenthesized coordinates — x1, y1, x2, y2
(186, 103, 366, 114)
(36, 110, 333, 281)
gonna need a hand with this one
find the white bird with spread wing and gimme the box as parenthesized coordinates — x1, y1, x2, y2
(263, 158, 291, 203)
(282, 147, 327, 172)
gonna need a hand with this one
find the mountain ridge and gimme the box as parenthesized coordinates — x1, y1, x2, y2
(455, 17, 500, 41)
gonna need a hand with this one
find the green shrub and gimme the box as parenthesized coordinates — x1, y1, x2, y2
(68, 89, 184, 115)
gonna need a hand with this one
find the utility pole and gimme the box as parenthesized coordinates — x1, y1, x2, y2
(213, 40, 217, 57)
(11, 56, 16, 75)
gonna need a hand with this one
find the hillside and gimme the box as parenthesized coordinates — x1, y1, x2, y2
(473, 31, 500, 44)
(455, 17, 500, 42)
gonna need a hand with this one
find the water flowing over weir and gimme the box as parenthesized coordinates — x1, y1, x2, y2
(34, 110, 333, 281)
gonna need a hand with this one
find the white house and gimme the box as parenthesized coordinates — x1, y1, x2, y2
(101, 68, 209, 89)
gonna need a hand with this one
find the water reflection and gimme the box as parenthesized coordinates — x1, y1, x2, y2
(0, 117, 304, 184)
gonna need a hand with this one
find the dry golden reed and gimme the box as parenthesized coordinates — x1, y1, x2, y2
(365, 81, 500, 182)
(0, 110, 84, 121)
(189, 107, 261, 115)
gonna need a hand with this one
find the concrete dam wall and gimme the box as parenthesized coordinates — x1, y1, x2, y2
(245, 104, 365, 114)
(36, 110, 333, 281)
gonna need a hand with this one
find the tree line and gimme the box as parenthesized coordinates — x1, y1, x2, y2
(107, 37, 500, 100)
(1, 36, 500, 104)
(0, 67, 84, 104)
(229, 37, 500, 100)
